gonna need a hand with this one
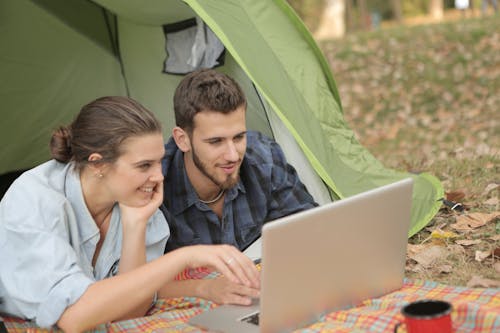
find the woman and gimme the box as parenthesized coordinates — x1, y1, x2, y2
(0, 96, 259, 332)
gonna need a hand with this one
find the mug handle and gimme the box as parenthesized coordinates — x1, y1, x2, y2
(394, 322, 403, 333)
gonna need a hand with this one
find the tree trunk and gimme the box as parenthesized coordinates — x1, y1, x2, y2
(358, 0, 369, 30)
(429, 0, 444, 20)
(314, 0, 346, 40)
(345, 0, 354, 32)
(391, 0, 403, 23)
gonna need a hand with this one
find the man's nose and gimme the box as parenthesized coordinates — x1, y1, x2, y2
(224, 142, 239, 161)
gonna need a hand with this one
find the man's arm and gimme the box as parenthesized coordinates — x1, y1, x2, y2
(266, 138, 318, 221)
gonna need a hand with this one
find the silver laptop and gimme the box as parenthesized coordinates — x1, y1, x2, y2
(189, 178, 413, 333)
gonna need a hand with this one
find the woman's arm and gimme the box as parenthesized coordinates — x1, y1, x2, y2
(112, 181, 163, 319)
(113, 221, 150, 321)
(118, 180, 164, 274)
(57, 244, 260, 333)
(159, 277, 260, 305)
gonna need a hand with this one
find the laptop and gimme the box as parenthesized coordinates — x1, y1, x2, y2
(189, 178, 413, 333)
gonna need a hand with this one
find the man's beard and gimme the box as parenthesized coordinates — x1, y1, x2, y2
(191, 145, 240, 190)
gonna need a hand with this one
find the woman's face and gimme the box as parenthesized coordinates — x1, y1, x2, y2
(103, 133, 165, 207)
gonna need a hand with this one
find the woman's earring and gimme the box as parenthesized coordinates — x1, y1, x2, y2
(96, 173, 103, 178)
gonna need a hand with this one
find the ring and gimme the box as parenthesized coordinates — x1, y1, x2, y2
(226, 257, 235, 265)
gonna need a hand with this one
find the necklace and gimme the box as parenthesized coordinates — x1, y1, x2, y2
(199, 189, 225, 204)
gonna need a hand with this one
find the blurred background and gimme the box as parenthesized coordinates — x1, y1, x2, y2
(285, 0, 499, 287)
(287, 0, 498, 38)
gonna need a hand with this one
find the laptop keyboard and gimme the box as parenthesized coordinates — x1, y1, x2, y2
(240, 312, 260, 326)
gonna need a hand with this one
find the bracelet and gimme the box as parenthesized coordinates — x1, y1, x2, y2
(151, 291, 158, 306)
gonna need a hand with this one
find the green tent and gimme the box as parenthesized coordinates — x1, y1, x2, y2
(0, 0, 443, 236)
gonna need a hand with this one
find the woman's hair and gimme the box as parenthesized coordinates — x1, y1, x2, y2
(173, 69, 246, 134)
(50, 96, 162, 171)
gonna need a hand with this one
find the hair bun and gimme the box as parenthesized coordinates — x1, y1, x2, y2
(50, 126, 72, 163)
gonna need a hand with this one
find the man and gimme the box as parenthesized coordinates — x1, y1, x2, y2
(159, 69, 317, 304)
(162, 68, 317, 251)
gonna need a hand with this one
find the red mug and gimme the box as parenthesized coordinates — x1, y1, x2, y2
(394, 299, 453, 333)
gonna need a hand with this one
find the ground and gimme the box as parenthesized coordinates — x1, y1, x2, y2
(319, 13, 499, 287)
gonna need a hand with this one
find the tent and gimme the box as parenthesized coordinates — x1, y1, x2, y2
(0, 0, 443, 236)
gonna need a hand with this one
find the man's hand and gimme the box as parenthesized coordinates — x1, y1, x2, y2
(199, 277, 260, 305)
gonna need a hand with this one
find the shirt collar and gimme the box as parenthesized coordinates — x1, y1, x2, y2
(64, 164, 100, 244)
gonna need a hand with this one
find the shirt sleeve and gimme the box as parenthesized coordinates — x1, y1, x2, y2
(0, 179, 94, 328)
(266, 139, 318, 221)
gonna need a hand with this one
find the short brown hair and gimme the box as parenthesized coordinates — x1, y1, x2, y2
(50, 96, 162, 171)
(173, 69, 246, 133)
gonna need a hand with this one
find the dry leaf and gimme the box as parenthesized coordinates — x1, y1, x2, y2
(407, 243, 425, 255)
(409, 245, 447, 268)
(446, 190, 466, 202)
(490, 235, 500, 241)
(474, 250, 491, 262)
(450, 212, 500, 231)
(385, 121, 402, 140)
(406, 264, 425, 273)
(482, 183, 499, 196)
(455, 239, 482, 246)
(466, 275, 500, 288)
(484, 197, 499, 206)
(431, 229, 459, 239)
(494, 262, 500, 274)
(475, 143, 491, 156)
(438, 265, 453, 274)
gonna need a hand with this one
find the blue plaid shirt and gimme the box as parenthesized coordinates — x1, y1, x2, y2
(161, 131, 317, 252)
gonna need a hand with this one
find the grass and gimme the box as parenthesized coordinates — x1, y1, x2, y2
(319, 14, 499, 287)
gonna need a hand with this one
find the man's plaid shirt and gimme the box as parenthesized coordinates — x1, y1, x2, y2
(161, 131, 318, 252)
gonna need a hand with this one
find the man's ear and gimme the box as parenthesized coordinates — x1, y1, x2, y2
(172, 127, 191, 153)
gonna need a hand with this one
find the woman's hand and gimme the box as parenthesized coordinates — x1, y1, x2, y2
(119, 181, 164, 228)
(118, 181, 163, 274)
(178, 244, 260, 290)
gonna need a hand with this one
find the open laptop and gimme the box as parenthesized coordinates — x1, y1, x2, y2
(189, 178, 413, 333)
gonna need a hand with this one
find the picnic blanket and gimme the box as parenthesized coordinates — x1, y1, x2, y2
(1, 267, 499, 332)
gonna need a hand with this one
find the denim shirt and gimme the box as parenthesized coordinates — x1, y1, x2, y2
(0, 160, 169, 327)
(162, 131, 317, 252)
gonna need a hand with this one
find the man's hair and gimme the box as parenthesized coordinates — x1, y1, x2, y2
(173, 69, 246, 133)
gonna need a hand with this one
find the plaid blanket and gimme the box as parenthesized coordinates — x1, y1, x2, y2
(1, 268, 499, 332)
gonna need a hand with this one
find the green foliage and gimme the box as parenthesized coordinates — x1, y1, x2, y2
(402, 0, 428, 16)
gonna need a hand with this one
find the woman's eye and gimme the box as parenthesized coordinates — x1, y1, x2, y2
(139, 163, 151, 170)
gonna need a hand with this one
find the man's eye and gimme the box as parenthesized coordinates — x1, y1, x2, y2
(208, 139, 222, 145)
(234, 135, 245, 142)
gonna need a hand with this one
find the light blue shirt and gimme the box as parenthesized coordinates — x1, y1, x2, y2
(0, 160, 169, 327)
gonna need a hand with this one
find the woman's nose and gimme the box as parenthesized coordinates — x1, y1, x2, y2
(150, 163, 164, 182)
